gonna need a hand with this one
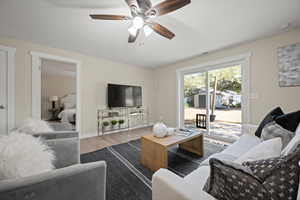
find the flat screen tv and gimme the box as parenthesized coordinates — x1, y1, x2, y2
(107, 84, 142, 108)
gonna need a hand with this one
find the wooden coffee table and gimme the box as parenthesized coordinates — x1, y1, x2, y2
(141, 132, 203, 171)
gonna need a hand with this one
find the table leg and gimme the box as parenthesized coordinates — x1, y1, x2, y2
(179, 134, 204, 156)
(141, 137, 168, 171)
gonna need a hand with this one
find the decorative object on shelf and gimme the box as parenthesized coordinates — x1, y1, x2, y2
(167, 127, 175, 136)
(111, 120, 118, 130)
(118, 119, 125, 129)
(278, 43, 300, 87)
(102, 121, 110, 131)
(153, 122, 168, 138)
(49, 96, 58, 109)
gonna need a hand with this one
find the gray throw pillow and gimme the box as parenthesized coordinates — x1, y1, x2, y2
(243, 145, 300, 200)
(203, 158, 272, 200)
(261, 121, 294, 149)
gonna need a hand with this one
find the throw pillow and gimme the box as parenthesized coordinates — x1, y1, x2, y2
(0, 132, 55, 180)
(17, 118, 53, 134)
(281, 123, 300, 155)
(255, 107, 284, 137)
(235, 137, 282, 164)
(243, 145, 300, 200)
(275, 110, 300, 132)
(261, 121, 294, 149)
(203, 158, 272, 200)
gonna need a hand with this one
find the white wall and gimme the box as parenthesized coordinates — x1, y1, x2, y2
(0, 37, 155, 137)
(1, 28, 300, 136)
(153, 28, 300, 127)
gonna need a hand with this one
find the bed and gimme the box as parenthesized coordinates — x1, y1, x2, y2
(58, 94, 76, 124)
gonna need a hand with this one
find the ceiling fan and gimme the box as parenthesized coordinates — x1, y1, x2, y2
(90, 0, 191, 43)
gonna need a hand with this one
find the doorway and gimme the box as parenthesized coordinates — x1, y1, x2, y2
(177, 54, 251, 143)
(31, 52, 81, 132)
(41, 59, 77, 130)
(0, 45, 15, 135)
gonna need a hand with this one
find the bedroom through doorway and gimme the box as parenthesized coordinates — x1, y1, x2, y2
(41, 59, 77, 131)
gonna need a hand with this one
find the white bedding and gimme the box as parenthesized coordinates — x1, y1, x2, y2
(58, 109, 76, 123)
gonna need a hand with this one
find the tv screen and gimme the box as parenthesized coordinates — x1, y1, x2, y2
(107, 84, 142, 108)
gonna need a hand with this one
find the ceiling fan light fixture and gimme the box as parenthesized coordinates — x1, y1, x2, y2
(144, 25, 153, 37)
(132, 16, 144, 29)
(128, 26, 138, 36)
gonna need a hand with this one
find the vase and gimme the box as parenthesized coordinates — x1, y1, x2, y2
(153, 122, 168, 138)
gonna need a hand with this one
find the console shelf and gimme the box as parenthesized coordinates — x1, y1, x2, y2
(97, 107, 149, 136)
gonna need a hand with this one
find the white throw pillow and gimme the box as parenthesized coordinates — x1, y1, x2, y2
(0, 132, 55, 180)
(281, 123, 300, 156)
(17, 118, 53, 134)
(234, 137, 282, 164)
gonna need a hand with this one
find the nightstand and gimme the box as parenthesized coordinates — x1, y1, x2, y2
(48, 108, 60, 121)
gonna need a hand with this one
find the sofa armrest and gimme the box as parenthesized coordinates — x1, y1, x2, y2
(152, 169, 215, 200)
(0, 161, 106, 200)
(33, 131, 80, 168)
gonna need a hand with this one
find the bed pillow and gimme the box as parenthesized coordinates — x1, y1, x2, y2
(281, 123, 300, 155)
(255, 107, 284, 137)
(203, 158, 272, 200)
(63, 102, 75, 109)
(234, 137, 282, 164)
(0, 132, 55, 180)
(261, 121, 294, 149)
(17, 118, 53, 134)
(275, 110, 300, 132)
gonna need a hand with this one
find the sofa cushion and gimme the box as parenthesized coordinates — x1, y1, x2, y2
(201, 153, 237, 166)
(261, 121, 294, 149)
(275, 110, 300, 132)
(255, 107, 284, 137)
(235, 137, 282, 164)
(221, 134, 261, 157)
(184, 166, 211, 187)
(203, 158, 272, 200)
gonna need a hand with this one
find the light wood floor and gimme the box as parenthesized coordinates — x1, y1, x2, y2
(80, 127, 230, 154)
(80, 127, 153, 154)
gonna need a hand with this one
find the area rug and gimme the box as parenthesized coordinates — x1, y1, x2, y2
(80, 139, 226, 200)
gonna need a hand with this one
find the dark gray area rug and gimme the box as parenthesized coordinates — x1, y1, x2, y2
(80, 139, 226, 200)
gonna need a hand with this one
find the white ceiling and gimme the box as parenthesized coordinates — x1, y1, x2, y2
(0, 0, 300, 68)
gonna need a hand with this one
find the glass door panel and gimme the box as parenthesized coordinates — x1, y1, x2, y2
(208, 65, 242, 141)
(183, 72, 208, 129)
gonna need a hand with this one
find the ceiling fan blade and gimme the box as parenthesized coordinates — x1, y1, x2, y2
(137, 0, 152, 11)
(90, 14, 130, 20)
(149, 22, 175, 39)
(128, 29, 140, 43)
(147, 0, 190, 17)
(125, 0, 139, 8)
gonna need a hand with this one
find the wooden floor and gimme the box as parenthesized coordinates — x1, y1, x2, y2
(80, 127, 152, 154)
(80, 127, 230, 154)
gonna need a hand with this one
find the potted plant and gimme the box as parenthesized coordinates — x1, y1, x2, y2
(111, 120, 118, 130)
(102, 121, 110, 131)
(118, 119, 125, 128)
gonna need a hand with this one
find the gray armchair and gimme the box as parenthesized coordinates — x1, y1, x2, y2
(0, 131, 106, 200)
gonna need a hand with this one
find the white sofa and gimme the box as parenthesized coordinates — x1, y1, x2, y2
(152, 134, 262, 200)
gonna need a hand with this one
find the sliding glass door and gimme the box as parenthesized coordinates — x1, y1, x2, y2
(183, 65, 242, 142)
